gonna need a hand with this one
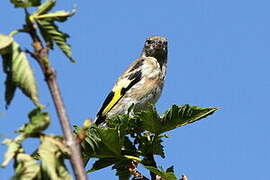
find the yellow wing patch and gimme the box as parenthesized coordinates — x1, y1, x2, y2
(101, 78, 130, 116)
(102, 88, 121, 116)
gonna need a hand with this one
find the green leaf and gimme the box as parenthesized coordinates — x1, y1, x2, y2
(121, 136, 137, 155)
(144, 166, 178, 180)
(152, 136, 165, 158)
(1, 139, 22, 167)
(87, 158, 118, 173)
(139, 104, 218, 134)
(97, 128, 123, 157)
(36, 10, 75, 22)
(32, 0, 56, 16)
(112, 159, 132, 180)
(160, 104, 218, 133)
(166, 166, 174, 173)
(16, 108, 50, 137)
(4, 73, 17, 108)
(81, 127, 126, 161)
(36, 19, 75, 62)
(38, 135, 71, 180)
(137, 105, 161, 134)
(0, 34, 13, 55)
(107, 113, 144, 135)
(138, 133, 165, 158)
(10, 0, 41, 8)
(1, 41, 40, 108)
(79, 127, 103, 165)
(11, 153, 40, 180)
(30, 0, 76, 62)
(82, 128, 100, 153)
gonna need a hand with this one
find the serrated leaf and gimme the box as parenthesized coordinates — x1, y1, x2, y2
(10, 0, 41, 8)
(137, 105, 161, 134)
(32, 0, 56, 16)
(144, 166, 178, 180)
(1, 41, 40, 107)
(160, 104, 218, 133)
(82, 127, 124, 160)
(87, 158, 117, 173)
(79, 127, 101, 158)
(17, 108, 50, 137)
(36, 19, 75, 62)
(139, 104, 218, 134)
(152, 136, 165, 158)
(11, 153, 40, 180)
(138, 134, 165, 158)
(83, 131, 100, 153)
(38, 135, 71, 180)
(1, 139, 22, 167)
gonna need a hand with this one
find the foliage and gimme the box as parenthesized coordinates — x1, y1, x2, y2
(0, 35, 40, 108)
(1, 0, 76, 179)
(1, 107, 71, 180)
(10, 0, 41, 8)
(30, 0, 76, 62)
(80, 104, 218, 179)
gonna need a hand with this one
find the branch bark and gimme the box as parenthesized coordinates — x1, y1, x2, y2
(45, 67, 87, 180)
(26, 11, 87, 180)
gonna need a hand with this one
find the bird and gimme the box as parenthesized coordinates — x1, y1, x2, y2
(94, 36, 168, 126)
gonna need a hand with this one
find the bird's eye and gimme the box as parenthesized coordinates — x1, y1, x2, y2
(146, 40, 152, 44)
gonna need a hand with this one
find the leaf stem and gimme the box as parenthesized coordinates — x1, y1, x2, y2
(8, 30, 25, 37)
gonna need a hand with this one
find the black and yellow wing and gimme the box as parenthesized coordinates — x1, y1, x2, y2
(95, 58, 144, 125)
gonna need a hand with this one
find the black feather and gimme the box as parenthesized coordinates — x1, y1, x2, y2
(129, 59, 144, 72)
(128, 70, 142, 80)
(121, 70, 142, 96)
(95, 91, 114, 125)
(95, 70, 142, 125)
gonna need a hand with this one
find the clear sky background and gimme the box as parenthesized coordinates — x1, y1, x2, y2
(0, 0, 270, 179)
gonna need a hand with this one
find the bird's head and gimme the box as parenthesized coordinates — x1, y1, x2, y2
(141, 36, 168, 63)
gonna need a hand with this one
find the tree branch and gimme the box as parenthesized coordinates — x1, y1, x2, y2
(45, 67, 87, 180)
(25, 13, 87, 180)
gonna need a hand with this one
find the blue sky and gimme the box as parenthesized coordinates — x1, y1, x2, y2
(1, 0, 270, 179)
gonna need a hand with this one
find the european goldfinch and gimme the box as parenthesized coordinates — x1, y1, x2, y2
(95, 36, 168, 126)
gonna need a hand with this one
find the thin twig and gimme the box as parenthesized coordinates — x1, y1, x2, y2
(45, 68, 87, 180)
(25, 11, 87, 180)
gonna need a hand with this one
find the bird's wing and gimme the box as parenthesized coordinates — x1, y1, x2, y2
(95, 57, 146, 125)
